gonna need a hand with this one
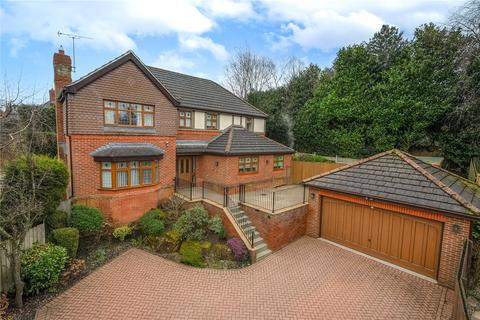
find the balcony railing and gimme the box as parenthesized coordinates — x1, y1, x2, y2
(174, 177, 307, 213)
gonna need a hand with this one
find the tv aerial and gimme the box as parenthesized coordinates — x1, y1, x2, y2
(57, 31, 93, 72)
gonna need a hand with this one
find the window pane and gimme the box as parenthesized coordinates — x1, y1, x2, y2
(155, 161, 159, 183)
(206, 114, 211, 120)
(102, 171, 112, 188)
(142, 161, 152, 167)
(117, 162, 127, 169)
(117, 171, 128, 187)
(239, 165, 244, 173)
(253, 157, 258, 162)
(239, 158, 244, 163)
(102, 162, 112, 169)
(104, 110, 115, 125)
(130, 169, 139, 186)
(144, 105, 154, 112)
(245, 164, 251, 172)
(104, 101, 115, 108)
(186, 119, 191, 127)
(118, 111, 130, 125)
(144, 113, 153, 126)
(131, 111, 140, 126)
(119, 102, 129, 110)
(186, 112, 191, 118)
(179, 119, 185, 127)
(130, 161, 139, 168)
(142, 169, 152, 184)
(131, 104, 141, 111)
(252, 164, 258, 172)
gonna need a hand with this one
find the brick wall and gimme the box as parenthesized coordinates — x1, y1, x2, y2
(196, 154, 292, 186)
(242, 204, 307, 251)
(70, 134, 175, 222)
(306, 187, 472, 288)
(177, 129, 221, 141)
(66, 60, 177, 136)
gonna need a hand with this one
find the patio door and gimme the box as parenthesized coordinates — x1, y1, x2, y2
(176, 156, 193, 182)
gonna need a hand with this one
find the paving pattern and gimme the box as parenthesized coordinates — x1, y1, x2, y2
(36, 237, 453, 320)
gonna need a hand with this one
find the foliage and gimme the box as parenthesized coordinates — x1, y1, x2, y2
(92, 249, 107, 266)
(473, 222, 480, 241)
(0, 294, 12, 320)
(208, 215, 226, 239)
(70, 205, 104, 236)
(210, 243, 233, 260)
(156, 232, 181, 253)
(227, 238, 248, 261)
(17, 104, 57, 157)
(21, 243, 68, 295)
(1, 155, 68, 219)
(179, 240, 211, 267)
(174, 206, 210, 241)
(112, 225, 133, 241)
(292, 153, 334, 163)
(46, 210, 68, 230)
(51, 227, 79, 259)
(139, 209, 165, 237)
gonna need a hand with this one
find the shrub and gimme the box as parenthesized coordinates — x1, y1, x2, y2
(46, 210, 68, 230)
(210, 243, 233, 260)
(292, 153, 334, 163)
(21, 243, 68, 295)
(174, 207, 209, 241)
(1, 155, 68, 218)
(179, 240, 211, 267)
(112, 225, 133, 241)
(209, 215, 226, 239)
(227, 238, 248, 261)
(93, 249, 107, 266)
(139, 209, 165, 237)
(70, 205, 104, 236)
(51, 227, 79, 259)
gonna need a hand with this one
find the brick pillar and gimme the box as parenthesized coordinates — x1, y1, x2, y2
(306, 189, 321, 237)
(53, 48, 72, 162)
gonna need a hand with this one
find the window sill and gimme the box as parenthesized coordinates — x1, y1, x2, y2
(99, 183, 159, 191)
(103, 127, 156, 134)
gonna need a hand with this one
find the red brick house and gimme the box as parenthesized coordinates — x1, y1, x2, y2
(304, 149, 480, 288)
(52, 49, 294, 223)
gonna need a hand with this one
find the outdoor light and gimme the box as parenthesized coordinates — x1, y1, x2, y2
(452, 224, 461, 234)
(215, 161, 219, 167)
(310, 193, 316, 199)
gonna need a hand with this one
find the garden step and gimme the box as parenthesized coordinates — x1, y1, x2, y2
(254, 242, 268, 251)
(256, 248, 272, 261)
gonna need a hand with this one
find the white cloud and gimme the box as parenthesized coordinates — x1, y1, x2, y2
(151, 51, 195, 73)
(179, 34, 229, 61)
(9, 38, 27, 57)
(199, 0, 255, 19)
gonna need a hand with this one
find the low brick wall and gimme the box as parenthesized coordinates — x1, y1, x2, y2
(242, 204, 307, 252)
(75, 186, 173, 224)
(202, 201, 241, 239)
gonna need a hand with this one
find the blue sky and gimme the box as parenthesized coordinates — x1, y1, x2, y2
(0, 0, 465, 103)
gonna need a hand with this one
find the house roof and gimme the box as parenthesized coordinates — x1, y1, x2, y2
(176, 140, 209, 155)
(305, 149, 480, 219)
(203, 125, 294, 156)
(61, 51, 266, 118)
(91, 143, 165, 161)
(147, 66, 267, 118)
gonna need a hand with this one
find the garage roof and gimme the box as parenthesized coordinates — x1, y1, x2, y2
(305, 150, 480, 218)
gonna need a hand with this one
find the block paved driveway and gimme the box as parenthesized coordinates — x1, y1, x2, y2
(36, 237, 453, 320)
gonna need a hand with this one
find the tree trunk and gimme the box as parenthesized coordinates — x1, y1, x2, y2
(10, 247, 24, 308)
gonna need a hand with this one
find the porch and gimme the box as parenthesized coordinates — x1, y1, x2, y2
(174, 178, 307, 213)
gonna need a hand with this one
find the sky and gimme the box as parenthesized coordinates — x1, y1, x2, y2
(0, 0, 465, 103)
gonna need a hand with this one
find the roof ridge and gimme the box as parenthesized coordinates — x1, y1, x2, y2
(395, 150, 480, 215)
(225, 126, 234, 153)
(208, 80, 268, 117)
(303, 150, 395, 183)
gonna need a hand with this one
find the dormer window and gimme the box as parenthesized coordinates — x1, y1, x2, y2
(104, 100, 154, 128)
(179, 110, 193, 128)
(245, 117, 254, 132)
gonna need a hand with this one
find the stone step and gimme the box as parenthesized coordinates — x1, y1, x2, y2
(254, 242, 268, 252)
(256, 248, 272, 261)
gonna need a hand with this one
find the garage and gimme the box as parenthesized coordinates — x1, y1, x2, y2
(321, 197, 442, 278)
(305, 150, 480, 288)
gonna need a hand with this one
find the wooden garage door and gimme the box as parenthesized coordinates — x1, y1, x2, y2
(321, 197, 443, 279)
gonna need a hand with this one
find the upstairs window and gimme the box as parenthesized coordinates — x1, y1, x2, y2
(274, 155, 284, 170)
(245, 117, 254, 132)
(239, 156, 258, 175)
(179, 110, 193, 128)
(205, 113, 218, 130)
(101, 160, 158, 189)
(104, 100, 154, 128)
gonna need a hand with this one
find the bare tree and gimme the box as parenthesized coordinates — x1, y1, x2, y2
(450, 0, 480, 46)
(224, 47, 277, 99)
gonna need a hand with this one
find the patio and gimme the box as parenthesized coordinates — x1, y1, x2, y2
(175, 181, 307, 212)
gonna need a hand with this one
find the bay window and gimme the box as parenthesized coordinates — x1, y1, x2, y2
(101, 160, 158, 189)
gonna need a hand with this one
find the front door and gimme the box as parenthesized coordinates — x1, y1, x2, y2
(176, 156, 193, 182)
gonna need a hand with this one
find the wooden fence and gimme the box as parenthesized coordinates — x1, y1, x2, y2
(291, 161, 346, 184)
(0, 223, 46, 293)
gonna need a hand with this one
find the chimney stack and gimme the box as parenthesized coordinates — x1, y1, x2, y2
(53, 48, 72, 162)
